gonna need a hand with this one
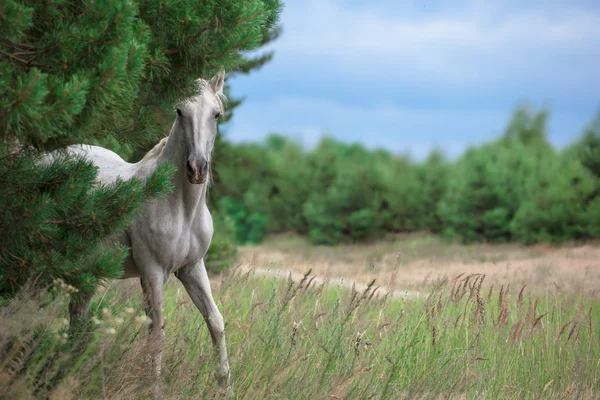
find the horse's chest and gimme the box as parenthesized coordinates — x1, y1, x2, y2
(133, 212, 212, 272)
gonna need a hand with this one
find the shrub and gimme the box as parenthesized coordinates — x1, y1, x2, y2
(511, 155, 597, 243)
(218, 197, 267, 245)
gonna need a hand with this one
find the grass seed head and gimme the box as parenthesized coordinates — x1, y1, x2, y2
(291, 321, 299, 346)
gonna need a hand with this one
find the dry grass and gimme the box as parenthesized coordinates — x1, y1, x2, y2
(240, 233, 600, 295)
(2, 235, 600, 399)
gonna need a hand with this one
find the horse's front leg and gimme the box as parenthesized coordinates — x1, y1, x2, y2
(175, 259, 230, 386)
(140, 272, 166, 381)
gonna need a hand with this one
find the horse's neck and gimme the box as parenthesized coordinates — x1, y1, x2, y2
(158, 134, 208, 215)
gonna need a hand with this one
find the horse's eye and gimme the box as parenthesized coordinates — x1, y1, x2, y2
(214, 112, 221, 120)
(176, 108, 182, 117)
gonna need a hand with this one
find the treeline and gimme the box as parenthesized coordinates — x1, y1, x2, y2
(209, 107, 600, 247)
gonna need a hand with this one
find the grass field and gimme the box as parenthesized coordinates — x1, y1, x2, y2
(240, 233, 600, 295)
(2, 235, 600, 399)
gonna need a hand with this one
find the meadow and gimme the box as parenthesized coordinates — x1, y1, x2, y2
(3, 1, 599, 399)
(239, 233, 600, 295)
(2, 235, 599, 399)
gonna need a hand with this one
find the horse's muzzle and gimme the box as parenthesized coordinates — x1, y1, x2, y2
(186, 158, 208, 184)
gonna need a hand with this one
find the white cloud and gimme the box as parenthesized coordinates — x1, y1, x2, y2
(225, 1, 599, 159)
(269, 0, 600, 87)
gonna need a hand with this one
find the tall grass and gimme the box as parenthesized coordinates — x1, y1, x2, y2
(1, 271, 599, 399)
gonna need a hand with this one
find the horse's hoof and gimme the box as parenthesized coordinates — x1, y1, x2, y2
(215, 368, 230, 387)
(216, 378, 234, 400)
(151, 382, 165, 399)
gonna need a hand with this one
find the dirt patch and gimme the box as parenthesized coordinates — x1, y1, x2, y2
(237, 234, 600, 295)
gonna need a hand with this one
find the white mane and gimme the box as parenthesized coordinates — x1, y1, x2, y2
(137, 136, 168, 167)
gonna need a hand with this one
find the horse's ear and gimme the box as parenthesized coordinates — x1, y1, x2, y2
(210, 67, 225, 94)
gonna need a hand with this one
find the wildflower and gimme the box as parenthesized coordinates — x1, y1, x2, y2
(104, 328, 116, 335)
(61, 318, 69, 326)
(91, 316, 102, 325)
(61, 332, 68, 339)
(124, 307, 135, 314)
(114, 317, 124, 324)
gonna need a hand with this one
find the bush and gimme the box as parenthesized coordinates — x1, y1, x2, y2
(438, 142, 524, 242)
(511, 155, 596, 243)
(218, 197, 267, 245)
(438, 108, 554, 243)
(303, 143, 381, 244)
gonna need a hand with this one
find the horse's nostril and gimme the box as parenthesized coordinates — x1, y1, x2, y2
(186, 161, 195, 174)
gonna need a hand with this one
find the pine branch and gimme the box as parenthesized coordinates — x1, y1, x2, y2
(236, 10, 264, 27)
(205, 36, 252, 60)
(164, 10, 263, 56)
(0, 49, 30, 65)
(10, 50, 36, 56)
(164, 16, 220, 55)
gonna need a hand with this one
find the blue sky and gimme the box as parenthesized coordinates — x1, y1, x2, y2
(224, 0, 600, 160)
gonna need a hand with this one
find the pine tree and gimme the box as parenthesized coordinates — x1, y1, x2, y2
(0, 0, 282, 299)
(209, 22, 282, 209)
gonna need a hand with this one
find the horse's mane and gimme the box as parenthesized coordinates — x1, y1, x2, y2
(195, 77, 226, 188)
(137, 136, 168, 167)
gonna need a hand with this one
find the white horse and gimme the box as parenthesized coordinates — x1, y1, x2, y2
(40, 70, 230, 387)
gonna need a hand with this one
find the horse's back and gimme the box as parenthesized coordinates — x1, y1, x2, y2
(50, 144, 136, 184)
(58, 145, 144, 277)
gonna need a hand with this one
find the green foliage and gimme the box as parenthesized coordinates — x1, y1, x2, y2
(1, 0, 282, 155)
(439, 107, 564, 243)
(218, 197, 267, 245)
(439, 141, 527, 242)
(0, 151, 176, 299)
(0, 0, 283, 297)
(210, 106, 600, 246)
(511, 153, 597, 244)
(579, 120, 600, 178)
